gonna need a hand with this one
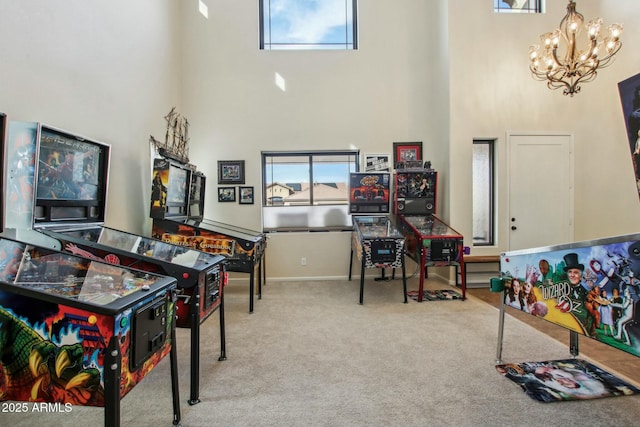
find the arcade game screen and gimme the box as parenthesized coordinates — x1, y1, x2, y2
(34, 125, 109, 224)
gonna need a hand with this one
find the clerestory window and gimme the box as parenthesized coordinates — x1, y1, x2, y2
(259, 0, 358, 50)
(494, 0, 544, 14)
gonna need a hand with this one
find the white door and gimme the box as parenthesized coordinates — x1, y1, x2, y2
(507, 132, 574, 251)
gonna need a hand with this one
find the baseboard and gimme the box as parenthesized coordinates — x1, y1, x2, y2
(243, 272, 455, 284)
(229, 275, 350, 282)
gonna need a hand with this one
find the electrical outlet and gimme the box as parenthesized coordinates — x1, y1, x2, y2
(301, 257, 307, 266)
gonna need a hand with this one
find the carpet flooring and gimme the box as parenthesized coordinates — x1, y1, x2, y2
(4, 277, 640, 427)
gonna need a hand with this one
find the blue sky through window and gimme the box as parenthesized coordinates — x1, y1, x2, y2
(262, 0, 355, 49)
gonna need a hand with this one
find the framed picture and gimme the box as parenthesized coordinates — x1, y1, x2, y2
(392, 142, 422, 167)
(239, 186, 254, 204)
(218, 187, 236, 202)
(363, 154, 391, 172)
(218, 160, 245, 184)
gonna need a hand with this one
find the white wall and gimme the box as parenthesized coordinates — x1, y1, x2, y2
(448, 0, 640, 261)
(179, 0, 449, 279)
(1, 0, 639, 280)
(0, 0, 181, 234)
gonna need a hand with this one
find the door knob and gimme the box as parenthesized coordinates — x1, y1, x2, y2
(511, 226, 517, 230)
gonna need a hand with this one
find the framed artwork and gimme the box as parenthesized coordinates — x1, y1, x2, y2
(363, 154, 391, 172)
(218, 160, 245, 184)
(239, 186, 254, 204)
(217, 187, 236, 202)
(392, 142, 422, 167)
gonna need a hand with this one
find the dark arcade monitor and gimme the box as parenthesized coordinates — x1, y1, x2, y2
(188, 170, 206, 220)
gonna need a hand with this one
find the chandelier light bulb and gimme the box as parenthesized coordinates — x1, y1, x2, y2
(610, 24, 622, 38)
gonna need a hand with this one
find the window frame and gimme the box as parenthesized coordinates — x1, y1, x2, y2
(494, 0, 544, 14)
(261, 149, 360, 232)
(259, 0, 358, 51)
(472, 139, 496, 247)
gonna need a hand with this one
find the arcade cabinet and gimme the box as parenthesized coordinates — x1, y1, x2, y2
(391, 163, 466, 301)
(3, 122, 226, 405)
(347, 172, 407, 304)
(150, 158, 267, 314)
(0, 236, 180, 427)
(494, 75, 640, 363)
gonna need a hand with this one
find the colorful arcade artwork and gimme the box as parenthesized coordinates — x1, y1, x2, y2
(5, 121, 37, 228)
(0, 237, 176, 408)
(36, 128, 101, 201)
(150, 158, 189, 219)
(348, 172, 390, 214)
(501, 234, 640, 357)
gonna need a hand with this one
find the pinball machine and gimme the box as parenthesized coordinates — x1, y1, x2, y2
(150, 159, 267, 314)
(0, 236, 180, 427)
(391, 164, 466, 301)
(347, 172, 407, 304)
(3, 122, 227, 405)
(493, 74, 640, 363)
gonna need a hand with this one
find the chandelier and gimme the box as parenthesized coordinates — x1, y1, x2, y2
(528, 1, 623, 96)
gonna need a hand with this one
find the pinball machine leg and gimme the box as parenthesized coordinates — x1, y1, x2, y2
(402, 256, 408, 304)
(188, 287, 201, 405)
(263, 251, 267, 287)
(170, 300, 183, 425)
(570, 330, 580, 358)
(349, 248, 354, 281)
(218, 293, 227, 361)
(257, 261, 262, 300)
(249, 270, 255, 313)
(104, 336, 121, 427)
(418, 258, 426, 302)
(359, 258, 365, 304)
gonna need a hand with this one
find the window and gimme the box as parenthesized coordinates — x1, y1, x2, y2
(262, 150, 359, 231)
(259, 0, 358, 50)
(494, 0, 543, 14)
(472, 140, 495, 246)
